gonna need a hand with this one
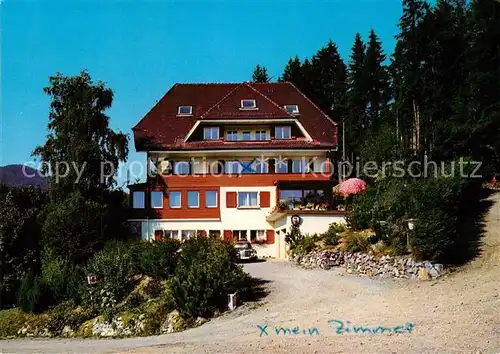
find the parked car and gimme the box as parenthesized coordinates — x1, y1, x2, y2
(233, 241, 258, 261)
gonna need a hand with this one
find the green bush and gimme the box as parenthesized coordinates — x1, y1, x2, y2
(41, 249, 86, 305)
(17, 273, 51, 313)
(339, 230, 373, 253)
(321, 223, 347, 246)
(170, 236, 247, 318)
(346, 158, 482, 263)
(285, 225, 305, 250)
(41, 192, 105, 264)
(85, 241, 137, 307)
(134, 239, 181, 279)
(44, 300, 96, 335)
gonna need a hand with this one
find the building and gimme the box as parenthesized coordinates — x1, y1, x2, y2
(128, 82, 345, 258)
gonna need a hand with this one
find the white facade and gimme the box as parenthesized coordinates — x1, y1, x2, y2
(133, 189, 346, 259)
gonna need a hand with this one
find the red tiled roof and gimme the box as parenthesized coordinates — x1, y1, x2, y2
(132, 82, 338, 151)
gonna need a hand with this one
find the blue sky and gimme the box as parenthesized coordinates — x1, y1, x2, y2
(1, 0, 402, 187)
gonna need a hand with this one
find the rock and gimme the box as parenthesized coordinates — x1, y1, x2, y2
(418, 267, 431, 281)
(429, 267, 440, 278)
(195, 317, 208, 327)
(434, 263, 444, 272)
(61, 325, 74, 337)
(160, 310, 185, 334)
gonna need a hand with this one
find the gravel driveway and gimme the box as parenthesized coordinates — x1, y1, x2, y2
(2, 193, 500, 354)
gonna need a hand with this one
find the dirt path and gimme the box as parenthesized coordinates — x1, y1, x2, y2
(2, 193, 500, 354)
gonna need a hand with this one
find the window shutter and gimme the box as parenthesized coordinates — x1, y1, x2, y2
(260, 192, 270, 208)
(266, 230, 275, 244)
(154, 230, 164, 241)
(226, 192, 237, 208)
(269, 159, 275, 173)
(223, 230, 232, 241)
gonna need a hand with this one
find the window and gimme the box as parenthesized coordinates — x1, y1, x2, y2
(292, 159, 309, 173)
(242, 131, 251, 140)
(255, 160, 269, 173)
(255, 130, 267, 140)
(151, 191, 163, 208)
(174, 161, 190, 175)
(279, 189, 326, 208)
(206, 191, 218, 208)
(238, 192, 258, 207)
(133, 192, 145, 209)
(177, 106, 192, 115)
(251, 230, 266, 242)
(304, 190, 325, 204)
(240, 160, 255, 174)
(233, 230, 248, 241)
(280, 190, 303, 207)
(181, 230, 196, 241)
(275, 159, 288, 173)
(284, 105, 299, 114)
(164, 230, 179, 239)
(169, 191, 181, 208)
(209, 230, 220, 239)
(275, 126, 291, 139)
(154, 230, 164, 240)
(226, 130, 238, 141)
(225, 160, 241, 174)
(240, 99, 256, 109)
(203, 127, 219, 140)
(188, 191, 199, 208)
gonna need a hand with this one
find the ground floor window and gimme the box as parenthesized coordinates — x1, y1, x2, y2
(232, 230, 247, 241)
(208, 230, 220, 239)
(164, 230, 179, 239)
(250, 230, 266, 242)
(279, 189, 326, 208)
(154, 229, 164, 240)
(181, 230, 196, 241)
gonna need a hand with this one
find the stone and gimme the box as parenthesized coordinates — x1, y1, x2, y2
(434, 263, 444, 272)
(61, 325, 74, 337)
(161, 310, 183, 334)
(429, 267, 440, 278)
(195, 317, 208, 327)
(418, 267, 431, 281)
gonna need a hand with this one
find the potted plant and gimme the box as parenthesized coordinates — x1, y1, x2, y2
(306, 202, 314, 210)
(278, 199, 288, 211)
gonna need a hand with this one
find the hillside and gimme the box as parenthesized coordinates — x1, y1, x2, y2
(0, 164, 47, 190)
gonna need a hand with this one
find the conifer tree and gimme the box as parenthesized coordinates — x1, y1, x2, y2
(364, 29, 390, 130)
(251, 65, 270, 83)
(345, 33, 367, 160)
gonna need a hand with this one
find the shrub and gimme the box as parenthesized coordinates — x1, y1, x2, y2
(285, 225, 304, 249)
(339, 229, 373, 253)
(41, 192, 105, 264)
(170, 236, 247, 318)
(321, 223, 347, 246)
(134, 239, 181, 279)
(41, 249, 86, 305)
(17, 273, 51, 313)
(44, 300, 96, 335)
(85, 241, 137, 307)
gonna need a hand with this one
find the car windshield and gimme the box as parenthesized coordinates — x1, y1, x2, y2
(234, 243, 250, 249)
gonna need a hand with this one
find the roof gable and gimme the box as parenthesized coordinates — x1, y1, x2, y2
(200, 82, 293, 119)
(132, 82, 338, 151)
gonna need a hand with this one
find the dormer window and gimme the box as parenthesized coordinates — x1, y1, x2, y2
(240, 99, 257, 110)
(285, 105, 299, 114)
(203, 127, 219, 140)
(275, 126, 291, 139)
(177, 106, 193, 116)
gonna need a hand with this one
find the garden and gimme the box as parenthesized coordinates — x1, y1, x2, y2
(0, 72, 260, 338)
(285, 159, 486, 278)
